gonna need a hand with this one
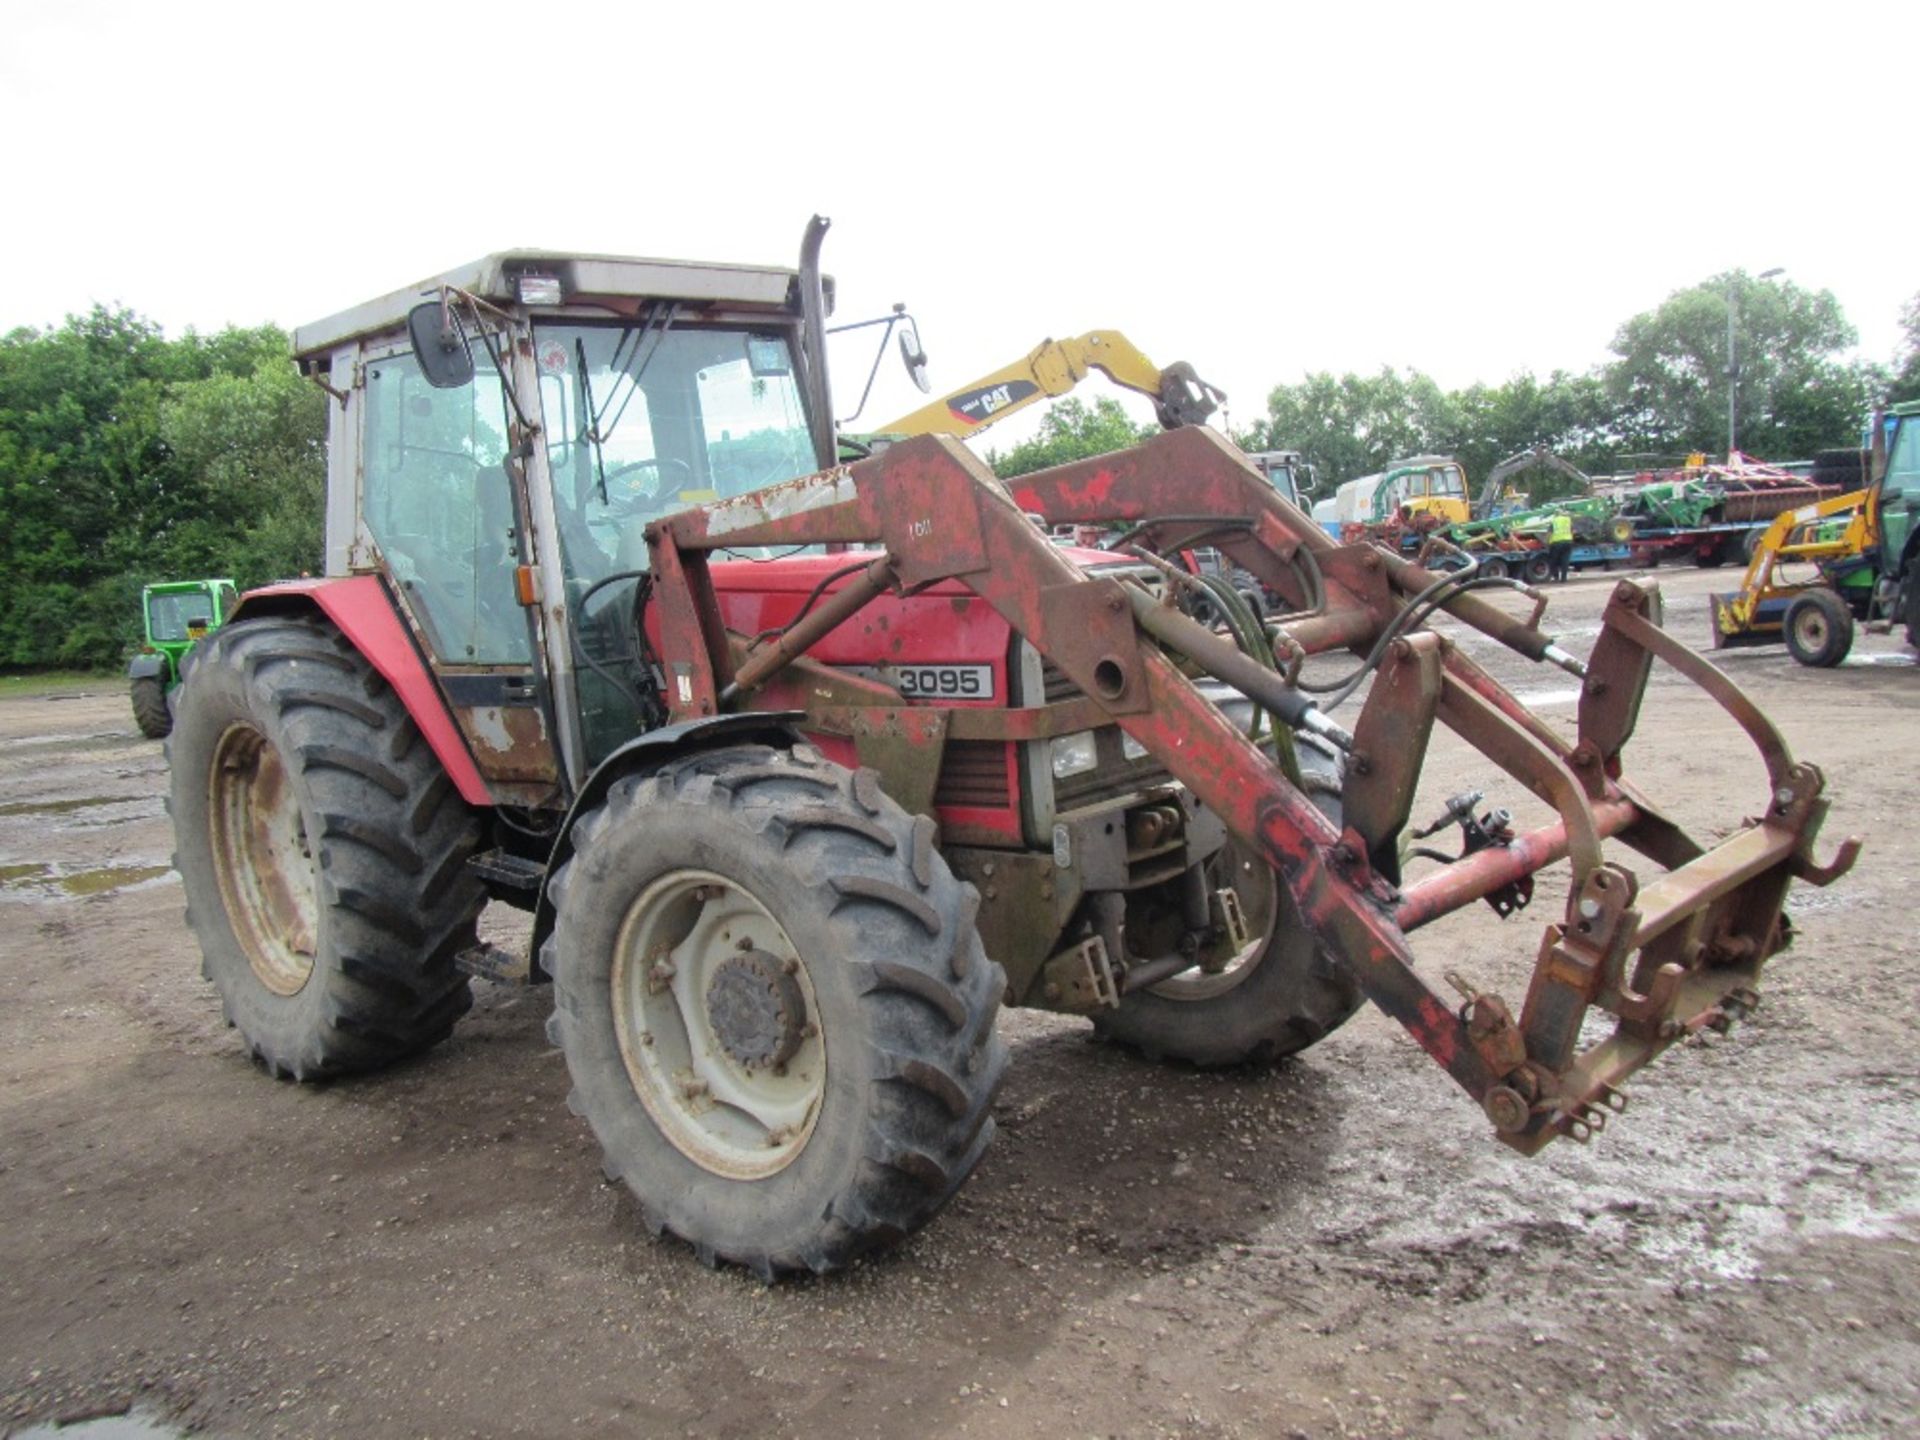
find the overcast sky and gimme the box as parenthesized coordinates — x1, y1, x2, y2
(2, 1, 1908, 444)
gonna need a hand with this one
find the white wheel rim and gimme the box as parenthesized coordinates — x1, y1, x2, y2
(610, 869, 825, 1178)
(210, 724, 317, 996)
(1148, 841, 1278, 1002)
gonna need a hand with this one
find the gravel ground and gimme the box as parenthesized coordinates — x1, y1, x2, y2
(1, 565, 1915, 1439)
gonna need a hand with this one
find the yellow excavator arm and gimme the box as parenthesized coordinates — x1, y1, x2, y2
(876, 331, 1223, 439)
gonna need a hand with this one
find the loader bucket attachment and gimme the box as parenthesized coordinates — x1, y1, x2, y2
(640, 428, 1860, 1155)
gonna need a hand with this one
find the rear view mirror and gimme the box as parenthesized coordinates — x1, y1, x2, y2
(898, 320, 930, 393)
(408, 300, 475, 389)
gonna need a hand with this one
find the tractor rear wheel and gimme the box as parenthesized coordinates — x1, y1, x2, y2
(168, 615, 483, 1079)
(131, 676, 172, 739)
(1783, 589, 1854, 668)
(543, 744, 1008, 1278)
(1092, 735, 1362, 1067)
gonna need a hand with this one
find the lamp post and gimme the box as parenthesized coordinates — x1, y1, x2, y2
(1727, 267, 1785, 459)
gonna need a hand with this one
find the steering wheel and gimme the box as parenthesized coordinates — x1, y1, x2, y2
(602, 457, 695, 514)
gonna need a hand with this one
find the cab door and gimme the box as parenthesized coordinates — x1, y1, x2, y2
(359, 343, 561, 802)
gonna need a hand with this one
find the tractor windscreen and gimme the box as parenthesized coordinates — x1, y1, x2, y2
(535, 322, 816, 587)
(147, 591, 216, 643)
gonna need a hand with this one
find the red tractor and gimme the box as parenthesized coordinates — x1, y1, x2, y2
(168, 221, 1858, 1278)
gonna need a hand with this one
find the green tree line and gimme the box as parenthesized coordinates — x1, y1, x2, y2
(2, 274, 1913, 671)
(996, 273, 1917, 490)
(0, 309, 324, 670)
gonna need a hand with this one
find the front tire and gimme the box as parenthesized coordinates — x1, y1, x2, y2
(544, 744, 1008, 1278)
(1783, 589, 1853, 668)
(131, 676, 172, 739)
(168, 615, 483, 1079)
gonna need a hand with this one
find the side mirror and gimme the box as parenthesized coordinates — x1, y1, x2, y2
(407, 299, 475, 389)
(898, 319, 931, 394)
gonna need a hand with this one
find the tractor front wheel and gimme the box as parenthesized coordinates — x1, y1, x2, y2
(544, 744, 1008, 1278)
(168, 616, 484, 1079)
(1092, 735, 1361, 1067)
(131, 676, 171, 739)
(1783, 589, 1854, 668)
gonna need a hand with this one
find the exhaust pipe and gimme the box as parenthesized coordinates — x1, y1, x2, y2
(797, 215, 837, 470)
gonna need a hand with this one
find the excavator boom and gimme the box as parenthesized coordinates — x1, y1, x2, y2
(877, 330, 1223, 439)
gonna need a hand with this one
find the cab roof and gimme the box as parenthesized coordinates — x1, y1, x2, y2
(291, 249, 820, 363)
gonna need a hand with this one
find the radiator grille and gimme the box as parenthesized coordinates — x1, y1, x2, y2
(935, 739, 1012, 809)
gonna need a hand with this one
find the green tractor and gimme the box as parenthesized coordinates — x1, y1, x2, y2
(129, 579, 239, 738)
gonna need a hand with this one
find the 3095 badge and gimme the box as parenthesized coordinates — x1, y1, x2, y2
(881, 664, 994, 700)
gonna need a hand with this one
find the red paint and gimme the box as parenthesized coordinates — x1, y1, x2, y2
(239, 578, 491, 806)
(700, 558, 1027, 843)
(1416, 995, 1459, 1067)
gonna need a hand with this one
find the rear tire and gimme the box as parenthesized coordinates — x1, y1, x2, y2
(131, 676, 172, 739)
(1092, 735, 1362, 1067)
(168, 615, 483, 1080)
(544, 744, 1008, 1278)
(1524, 553, 1553, 584)
(1783, 589, 1854, 668)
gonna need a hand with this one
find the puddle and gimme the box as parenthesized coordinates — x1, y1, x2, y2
(1840, 652, 1916, 668)
(0, 862, 174, 900)
(15, 1409, 191, 1438)
(1507, 686, 1583, 709)
(0, 794, 138, 819)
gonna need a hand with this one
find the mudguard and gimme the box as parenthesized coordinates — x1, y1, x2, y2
(528, 712, 803, 966)
(229, 576, 492, 806)
(128, 653, 168, 682)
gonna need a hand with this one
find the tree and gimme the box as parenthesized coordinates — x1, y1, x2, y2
(1603, 271, 1863, 461)
(1888, 294, 1920, 406)
(985, 397, 1153, 480)
(1238, 368, 1456, 487)
(0, 312, 322, 669)
(157, 333, 326, 587)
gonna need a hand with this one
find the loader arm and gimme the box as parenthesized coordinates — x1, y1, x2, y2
(876, 330, 1223, 439)
(1711, 487, 1872, 644)
(640, 430, 1858, 1155)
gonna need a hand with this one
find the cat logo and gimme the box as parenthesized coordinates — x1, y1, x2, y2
(948, 378, 1040, 426)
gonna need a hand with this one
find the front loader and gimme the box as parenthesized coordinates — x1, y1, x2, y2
(166, 221, 1859, 1278)
(1710, 400, 1920, 665)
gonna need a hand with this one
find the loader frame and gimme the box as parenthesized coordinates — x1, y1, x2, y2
(642, 425, 1858, 1153)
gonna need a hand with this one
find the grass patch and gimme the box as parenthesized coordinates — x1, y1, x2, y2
(0, 670, 116, 698)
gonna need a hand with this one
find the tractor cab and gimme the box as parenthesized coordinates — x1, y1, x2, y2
(128, 578, 238, 738)
(144, 578, 235, 649)
(1244, 450, 1315, 508)
(291, 244, 848, 795)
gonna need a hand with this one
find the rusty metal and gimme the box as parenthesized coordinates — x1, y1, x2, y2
(1342, 633, 1443, 860)
(639, 427, 1858, 1155)
(1125, 585, 1353, 749)
(721, 555, 896, 704)
(1042, 935, 1121, 1012)
(1395, 800, 1640, 932)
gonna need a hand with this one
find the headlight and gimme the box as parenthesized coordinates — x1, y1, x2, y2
(1121, 732, 1147, 762)
(1050, 731, 1099, 780)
